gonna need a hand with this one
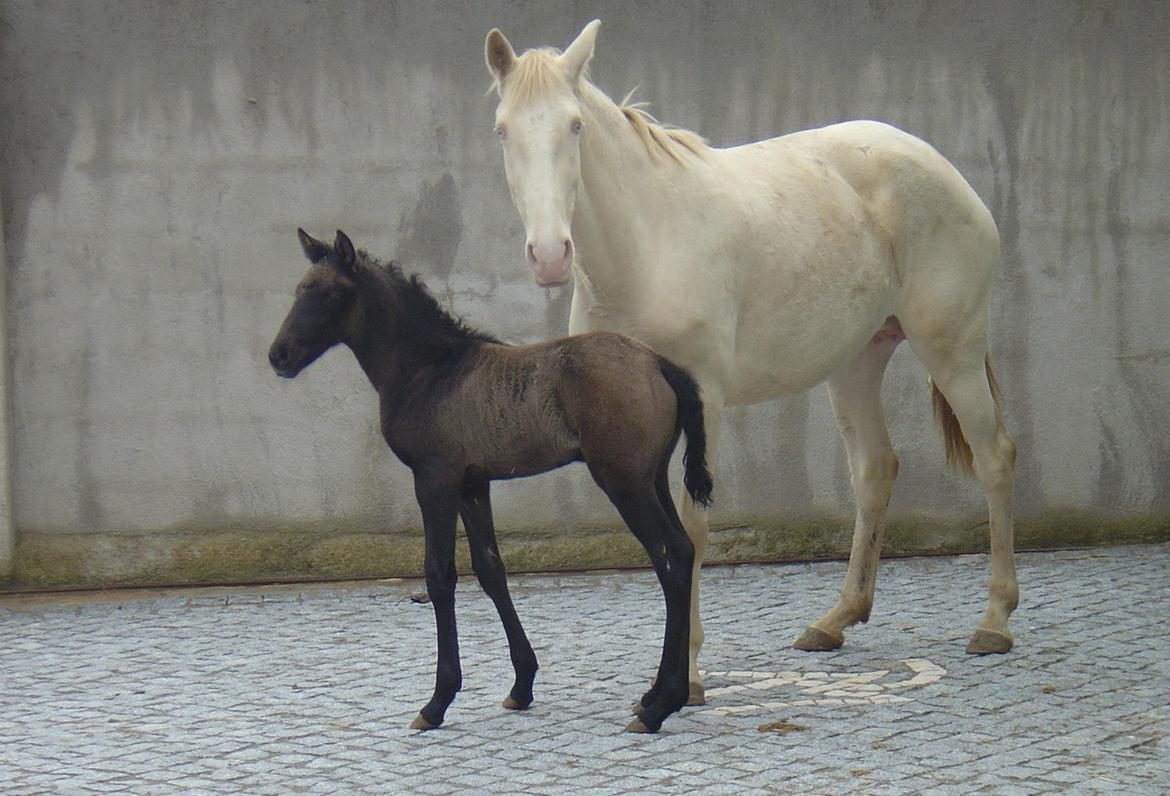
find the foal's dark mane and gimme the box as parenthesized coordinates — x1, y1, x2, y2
(351, 249, 500, 355)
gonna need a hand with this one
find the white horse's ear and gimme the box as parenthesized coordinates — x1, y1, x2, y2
(485, 28, 517, 84)
(559, 19, 600, 83)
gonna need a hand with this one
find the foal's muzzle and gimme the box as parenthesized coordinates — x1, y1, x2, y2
(268, 340, 298, 379)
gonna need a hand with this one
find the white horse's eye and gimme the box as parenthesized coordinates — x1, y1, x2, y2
(496, 125, 507, 141)
(571, 119, 583, 135)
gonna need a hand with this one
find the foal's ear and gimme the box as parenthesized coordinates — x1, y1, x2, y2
(298, 228, 330, 263)
(559, 19, 600, 84)
(485, 28, 516, 85)
(333, 230, 357, 271)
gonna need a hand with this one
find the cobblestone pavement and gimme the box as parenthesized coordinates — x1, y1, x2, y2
(2, 543, 1168, 795)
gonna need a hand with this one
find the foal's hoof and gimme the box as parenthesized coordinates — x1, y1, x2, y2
(409, 714, 440, 731)
(688, 681, 706, 706)
(502, 695, 531, 711)
(793, 625, 844, 652)
(624, 717, 656, 734)
(966, 628, 1014, 655)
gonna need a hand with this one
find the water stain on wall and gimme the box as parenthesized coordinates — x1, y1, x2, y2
(393, 173, 462, 282)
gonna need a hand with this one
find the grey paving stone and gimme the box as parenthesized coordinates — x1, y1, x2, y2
(1, 544, 1167, 794)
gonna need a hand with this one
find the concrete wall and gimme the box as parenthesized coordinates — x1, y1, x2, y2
(0, 191, 12, 578)
(1, 1, 1167, 587)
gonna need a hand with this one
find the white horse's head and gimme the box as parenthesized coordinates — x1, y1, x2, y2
(485, 20, 600, 288)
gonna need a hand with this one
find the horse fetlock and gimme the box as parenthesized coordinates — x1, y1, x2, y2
(502, 691, 532, 711)
(837, 594, 874, 625)
(990, 582, 1019, 614)
(687, 680, 706, 706)
(413, 702, 447, 730)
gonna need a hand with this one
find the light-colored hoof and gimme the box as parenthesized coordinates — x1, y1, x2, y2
(792, 625, 844, 651)
(966, 628, 1014, 655)
(687, 681, 706, 706)
(624, 717, 655, 733)
(409, 714, 439, 731)
(502, 696, 529, 711)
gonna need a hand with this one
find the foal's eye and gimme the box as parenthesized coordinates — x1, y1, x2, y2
(495, 125, 507, 141)
(570, 119, 583, 135)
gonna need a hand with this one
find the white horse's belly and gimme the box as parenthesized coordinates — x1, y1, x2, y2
(724, 276, 894, 404)
(713, 153, 895, 404)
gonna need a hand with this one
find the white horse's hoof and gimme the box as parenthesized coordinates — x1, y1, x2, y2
(687, 681, 706, 706)
(966, 628, 1013, 655)
(792, 625, 844, 651)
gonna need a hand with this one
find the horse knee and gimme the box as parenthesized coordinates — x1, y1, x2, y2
(424, 560, 456, 601)
(973, 448, 1014, 494)
(852, 450, 899, 508)
(470, 546, 506, 583)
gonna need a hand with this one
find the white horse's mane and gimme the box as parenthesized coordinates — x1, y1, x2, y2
(496, 48, 707, 165)
(615, 91, 708, 164)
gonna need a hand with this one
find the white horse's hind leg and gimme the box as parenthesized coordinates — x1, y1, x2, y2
(924, 354, 1018, 653)
(794, 328, 901, 651)
(677, 399, 722, 704)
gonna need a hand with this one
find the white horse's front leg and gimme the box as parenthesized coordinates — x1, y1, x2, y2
(677, 400, 722, 704)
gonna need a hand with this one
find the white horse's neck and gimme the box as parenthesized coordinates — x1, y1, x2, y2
(571, 83, 707, 323)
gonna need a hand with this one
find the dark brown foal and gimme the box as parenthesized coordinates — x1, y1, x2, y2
(268, 229, 712, 733)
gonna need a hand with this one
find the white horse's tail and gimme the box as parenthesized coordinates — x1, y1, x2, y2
(931, 355, 1004, 478)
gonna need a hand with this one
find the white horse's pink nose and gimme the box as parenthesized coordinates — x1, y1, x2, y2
(526, 239, 573, 287)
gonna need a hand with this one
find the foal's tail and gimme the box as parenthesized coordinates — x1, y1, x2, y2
(931, 354, 1005, 479)
(657, 358, 714, 507)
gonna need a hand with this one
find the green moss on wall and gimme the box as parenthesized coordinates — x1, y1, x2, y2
(4, 509, 1166, 591)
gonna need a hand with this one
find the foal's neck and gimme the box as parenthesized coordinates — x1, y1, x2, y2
(345, 268, 482, 405)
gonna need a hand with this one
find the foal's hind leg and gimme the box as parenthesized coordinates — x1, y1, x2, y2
(795, 329, 901, 651)
(459, 482, 539, 710)
(591, 465, 694, 733)
(634, 455, 690, 714)
(916, 347, 1018, 653)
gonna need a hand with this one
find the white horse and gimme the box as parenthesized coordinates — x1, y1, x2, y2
(485, 20, 1018, 704)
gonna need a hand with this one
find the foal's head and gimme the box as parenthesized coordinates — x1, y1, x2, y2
(268, 229, 362, 378)
(485, 20, 600, 287)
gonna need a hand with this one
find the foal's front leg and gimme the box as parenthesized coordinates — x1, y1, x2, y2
(460, 482, 539, 711)
(410, 475, 462, 731)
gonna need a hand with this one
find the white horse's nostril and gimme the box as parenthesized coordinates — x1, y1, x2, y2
(527, 239, 573, 268)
